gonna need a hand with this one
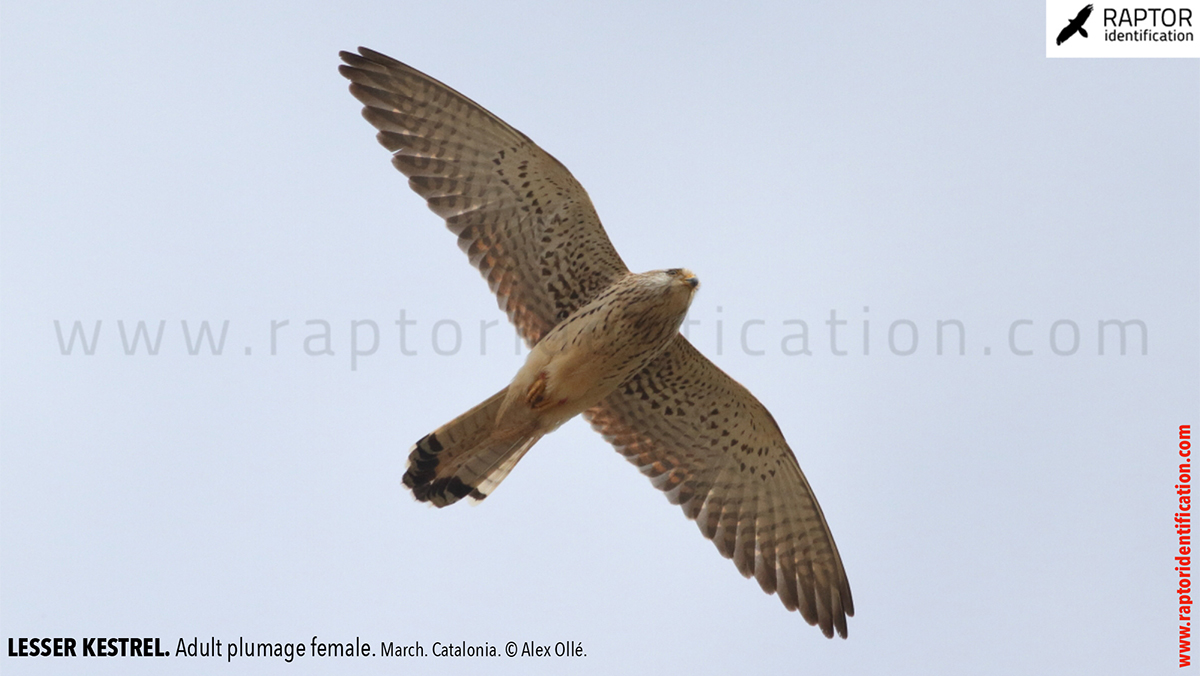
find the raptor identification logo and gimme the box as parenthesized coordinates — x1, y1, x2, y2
(1046, 0, 1200, 56)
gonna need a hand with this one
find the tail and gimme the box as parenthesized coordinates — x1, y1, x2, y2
(403, 389, 543, 507)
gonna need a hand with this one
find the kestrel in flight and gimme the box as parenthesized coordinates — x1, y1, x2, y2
(339, 47, 854, 638)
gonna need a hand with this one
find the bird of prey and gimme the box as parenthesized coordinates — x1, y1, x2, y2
(339, 47, 854, 638)
(1057, 4, 1093, 45)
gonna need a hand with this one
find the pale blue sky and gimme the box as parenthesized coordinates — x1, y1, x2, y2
(2, 1, 1197, 674)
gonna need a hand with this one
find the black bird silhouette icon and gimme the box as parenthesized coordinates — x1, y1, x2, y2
(1057, 4, 1094, 45)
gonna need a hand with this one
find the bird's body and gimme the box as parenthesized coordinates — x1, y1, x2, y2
(339, 48, 854, 638)
(406, 269, 699, 507)
(499, 268, 700, 432)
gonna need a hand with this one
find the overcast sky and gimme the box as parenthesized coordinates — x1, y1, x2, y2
(2, 1, 1198, 674)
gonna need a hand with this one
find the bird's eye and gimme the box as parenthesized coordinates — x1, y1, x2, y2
(666, 268, 681, 276)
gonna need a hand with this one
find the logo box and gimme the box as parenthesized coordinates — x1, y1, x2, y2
(1046, 1, 1200, 57)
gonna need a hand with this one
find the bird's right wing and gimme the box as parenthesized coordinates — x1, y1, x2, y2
(585, 335, 854, 638)
(340, 48, 629, 345)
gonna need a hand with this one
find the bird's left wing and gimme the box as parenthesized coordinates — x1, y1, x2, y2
(339, 48, 629, 345)
(584, 335, 854, 638)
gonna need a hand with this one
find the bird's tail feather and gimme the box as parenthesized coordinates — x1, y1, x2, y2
(403, 388, 542, 506)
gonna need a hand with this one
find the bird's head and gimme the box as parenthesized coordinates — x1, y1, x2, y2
(664, 267, 700, 291)
(645, 267, 700, 322)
